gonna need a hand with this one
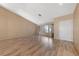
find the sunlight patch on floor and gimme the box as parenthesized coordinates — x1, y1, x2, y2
(38, 36, 53, 49)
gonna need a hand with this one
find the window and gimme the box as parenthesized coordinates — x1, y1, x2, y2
(43, 25, 52, 33)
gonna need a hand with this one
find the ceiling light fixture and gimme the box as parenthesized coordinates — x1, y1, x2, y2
(38, 13, 42, 16)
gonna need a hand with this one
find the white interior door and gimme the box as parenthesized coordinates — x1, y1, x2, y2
(59, 20, 73, 41)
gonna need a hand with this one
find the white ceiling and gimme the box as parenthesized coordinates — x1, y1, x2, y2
(0, 3, 76, 25)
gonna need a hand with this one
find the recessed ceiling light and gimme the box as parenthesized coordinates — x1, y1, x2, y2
(59, 3, 63, 6)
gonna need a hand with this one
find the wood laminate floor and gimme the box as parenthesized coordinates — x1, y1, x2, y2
(0, 36, 78, 56)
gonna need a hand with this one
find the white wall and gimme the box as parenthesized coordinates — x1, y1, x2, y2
(58, 20, 73, 41)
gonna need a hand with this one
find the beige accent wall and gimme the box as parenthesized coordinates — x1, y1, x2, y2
(73, 4, 79, 53)
(0, 6, 38, 40)
(54, 14, 73, 41)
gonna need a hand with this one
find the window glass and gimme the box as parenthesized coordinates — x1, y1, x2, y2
(44, 25, 51, 33)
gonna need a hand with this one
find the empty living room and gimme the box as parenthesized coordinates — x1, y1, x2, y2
(0, 3, 79, 57)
